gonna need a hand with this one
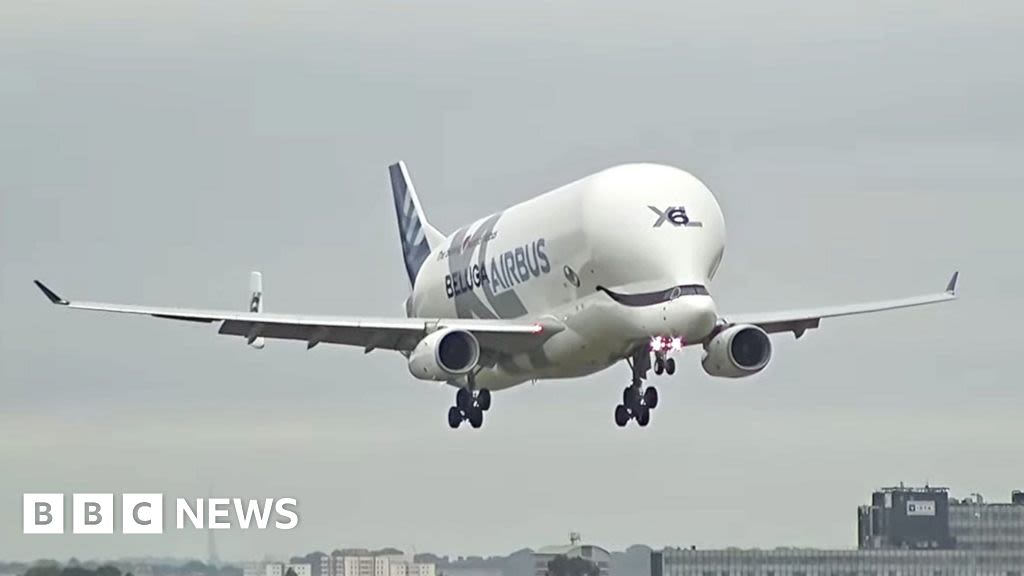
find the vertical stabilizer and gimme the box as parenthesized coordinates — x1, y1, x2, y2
(389, 161, 443, 287)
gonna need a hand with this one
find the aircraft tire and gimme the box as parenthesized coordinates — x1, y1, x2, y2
(623, 386, 640, 408)
(467, 407, 484, 429)
(456, 387, 472, 411)
(636, 406, 651, 427)
(447, 406, 462, 429)
(614, 405, 630, 427)
(644, 386, 659, 409)
(477, 389, 492, 411)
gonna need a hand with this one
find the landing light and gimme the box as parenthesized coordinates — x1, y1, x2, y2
(649, 335, 685, 352)
(649, 336, 669, 352)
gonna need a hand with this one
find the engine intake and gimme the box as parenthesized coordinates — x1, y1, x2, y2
(408, 328, 481, 380)
(702, 324, 772, 378)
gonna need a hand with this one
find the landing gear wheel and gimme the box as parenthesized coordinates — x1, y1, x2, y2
(654, 357, 664, 375)
(447, 406, 462, 429)
(456, 387, 472, 411)
(665, 358, 676, 375)
(477, 389, 492, 411)
(623, 386, 640, 409)
(614, 405, 629, 427)
(467, 407, 484, 429)
(644, 386, 659, 409)
(635, 406, 651, 427)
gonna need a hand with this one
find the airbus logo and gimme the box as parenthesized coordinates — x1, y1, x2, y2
(649, 206, 703, 228)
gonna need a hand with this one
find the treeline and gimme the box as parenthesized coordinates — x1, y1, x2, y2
(150, 561, 239, 576)
(12, 561, 241, 576)
(24, 564, 126, 576)
(0, 563, 31, 576)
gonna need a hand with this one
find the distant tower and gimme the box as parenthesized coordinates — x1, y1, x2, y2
(569, 532, 581, 545)
(208, 522, 220, 566)
(208, 489, 220, 566)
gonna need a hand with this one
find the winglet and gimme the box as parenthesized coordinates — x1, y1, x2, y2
(34, 280, 69, 305)
(945, 271, 960, 295)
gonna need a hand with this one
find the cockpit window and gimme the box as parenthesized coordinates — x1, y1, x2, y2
(596, 284, 709, 306)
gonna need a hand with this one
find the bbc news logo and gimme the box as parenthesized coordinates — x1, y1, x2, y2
(23, 494, 298, 534)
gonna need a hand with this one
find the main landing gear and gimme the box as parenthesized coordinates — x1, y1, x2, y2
(448, 386, 491, 429)
(615, 346, 671, 428)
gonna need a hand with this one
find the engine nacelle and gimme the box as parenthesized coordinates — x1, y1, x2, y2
(407, 328, 481, 381)
(702, 324, 772, 378)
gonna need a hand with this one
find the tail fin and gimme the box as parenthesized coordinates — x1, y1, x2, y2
(389, 161, 443, 286)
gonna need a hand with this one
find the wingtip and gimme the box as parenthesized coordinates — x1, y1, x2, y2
(945, 271, 960, 295)
(34, 280, 68, 305)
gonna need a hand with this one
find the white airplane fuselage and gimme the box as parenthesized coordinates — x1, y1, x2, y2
(409, 163, 725, 390)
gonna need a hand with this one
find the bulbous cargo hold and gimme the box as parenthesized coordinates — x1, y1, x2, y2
(409, 163, 728, 324)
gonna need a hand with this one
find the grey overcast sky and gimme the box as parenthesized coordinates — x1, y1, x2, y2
(1, 0, 1022, 563)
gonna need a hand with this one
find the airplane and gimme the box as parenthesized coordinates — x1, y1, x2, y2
(34, 162, 959, 429)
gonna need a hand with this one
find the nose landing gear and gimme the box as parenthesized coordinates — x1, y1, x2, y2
(653, 355, 676, 375)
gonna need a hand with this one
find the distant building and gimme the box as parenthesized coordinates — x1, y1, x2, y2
(653, 484, 1024, 576)
(950, 491, 1024, 550)
(858, 484, 954, 549)
(263, 563, 312, 576)
(534, 543, 611, 576)
(388, 562, 436, 576)
(292, 554, 330, 576)
(856, 485, 1024, 551)
(243, 563, 265, 576)
(337, 556, 376, 576)
(655, 548, 1024, 576)
(327, 553, 434, 576)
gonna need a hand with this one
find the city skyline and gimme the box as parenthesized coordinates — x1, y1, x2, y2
(3, 484, 1023, 563)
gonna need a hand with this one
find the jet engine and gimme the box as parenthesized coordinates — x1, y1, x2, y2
(702, 324, 772, 378)
(407, 328, 481, 380)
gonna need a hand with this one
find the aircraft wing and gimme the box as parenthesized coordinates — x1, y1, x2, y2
(33, 281, 556, 354)
(721, 272, 959, 338)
